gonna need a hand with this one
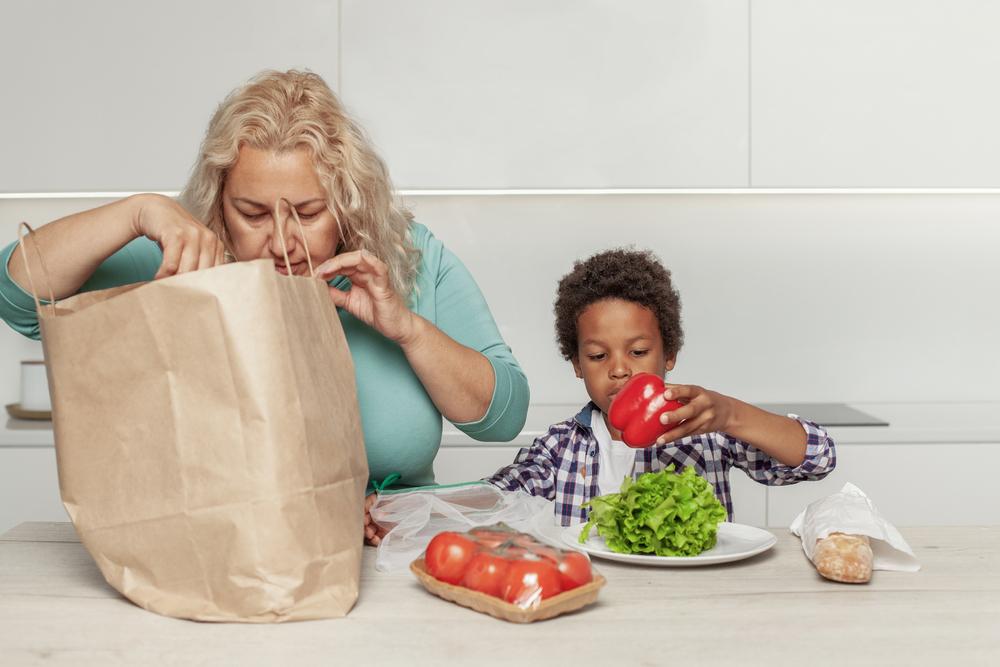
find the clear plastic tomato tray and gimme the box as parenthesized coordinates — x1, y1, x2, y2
(409, 558, 607, 623)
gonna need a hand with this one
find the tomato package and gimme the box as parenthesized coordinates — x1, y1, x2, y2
(421, 523, 595, 610)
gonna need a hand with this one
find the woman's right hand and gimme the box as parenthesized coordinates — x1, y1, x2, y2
(131, 194, 226, 279)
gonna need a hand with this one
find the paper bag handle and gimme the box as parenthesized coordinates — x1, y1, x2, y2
(16, 222, 57, 315)
(272, 198, 316, 278)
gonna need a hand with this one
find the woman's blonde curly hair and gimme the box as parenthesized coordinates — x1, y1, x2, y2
(180, 69, 420, 297)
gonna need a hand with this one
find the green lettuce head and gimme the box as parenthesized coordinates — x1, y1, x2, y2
(579, 465, 727, 557)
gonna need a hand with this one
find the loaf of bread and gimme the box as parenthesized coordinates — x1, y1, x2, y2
(813, 532, 873, 584)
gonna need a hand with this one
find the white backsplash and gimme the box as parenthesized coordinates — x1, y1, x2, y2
(2, 193, 999, 411)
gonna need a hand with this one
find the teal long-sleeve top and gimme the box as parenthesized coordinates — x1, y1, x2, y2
(0, 221, 529, 487)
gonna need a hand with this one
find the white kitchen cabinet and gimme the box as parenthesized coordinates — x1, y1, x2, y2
(433, 445, 523, 485)
(0, 1, 338, 193)
(341, 0, 749, 188)
(766, 443, 1000, 528)
(752, 0, 1000, 186)
(727, 471, 767, 528)
(0, 448, 66, 535)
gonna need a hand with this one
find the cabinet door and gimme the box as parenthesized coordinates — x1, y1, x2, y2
(0, 448, 66, 534)
(0, 1, 338, 192)
(753, 1, 1000, 186)
(341, 0, 749, 188)
(729, 471, 767, 528)
(766, 443, 1000, 527)
(433, 446, 523, 485)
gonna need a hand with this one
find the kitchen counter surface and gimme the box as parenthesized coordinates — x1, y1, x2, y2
(1, 522, 997, 666)
(441, 401, 1000, 447)
(4, 401, 999, 449)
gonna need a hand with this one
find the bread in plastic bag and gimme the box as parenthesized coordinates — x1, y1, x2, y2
(790, 482, 920, 572)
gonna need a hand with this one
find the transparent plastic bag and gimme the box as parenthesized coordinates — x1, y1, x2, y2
(369, 482, 552, 573)
(418, 522, 597, 612)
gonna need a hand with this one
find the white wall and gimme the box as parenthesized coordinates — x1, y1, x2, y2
(412, 193, 1000, 405)
(4, 192, 999, 407)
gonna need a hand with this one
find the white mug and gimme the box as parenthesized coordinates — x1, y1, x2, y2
(20, 360, 51, 412)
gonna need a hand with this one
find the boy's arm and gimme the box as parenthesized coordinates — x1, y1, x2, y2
(657, 386, 804, 465)
(485, 428, 565, 500)
(722, 415, 836, 485)
(721, 400, 810, 467)
(655, 384, 836, 483)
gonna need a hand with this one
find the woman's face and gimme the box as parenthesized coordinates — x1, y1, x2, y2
(221, 145, 339, 276)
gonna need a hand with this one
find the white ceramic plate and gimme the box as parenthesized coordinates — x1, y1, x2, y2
(560, 522, 777, 567)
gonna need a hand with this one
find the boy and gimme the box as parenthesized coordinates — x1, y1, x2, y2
(488, 248, 836, 526)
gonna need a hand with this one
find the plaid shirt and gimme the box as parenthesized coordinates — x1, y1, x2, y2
(487, 402, 836, 526)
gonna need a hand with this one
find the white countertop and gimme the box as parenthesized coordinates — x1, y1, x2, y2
(4, 401, 999, 448)
(444, 401, 1000, 446)
(1, 521, 997, 665)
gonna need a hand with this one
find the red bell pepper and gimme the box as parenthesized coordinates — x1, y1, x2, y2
(608, 372, 685, 448)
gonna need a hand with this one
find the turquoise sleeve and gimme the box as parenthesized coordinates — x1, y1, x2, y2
(0, 237, 162, 340)
(429, 241, 530, 442)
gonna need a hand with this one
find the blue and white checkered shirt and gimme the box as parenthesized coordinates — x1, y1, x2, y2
(487, 402, 836, 526)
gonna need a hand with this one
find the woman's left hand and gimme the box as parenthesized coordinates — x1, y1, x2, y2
(654, 384, 736, 445)
(316, 250, 416, 344)
(364, 493, 389, 546)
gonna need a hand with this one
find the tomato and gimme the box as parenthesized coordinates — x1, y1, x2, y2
(608, 373, 685, 448)
(554, 551, 593, 591)
(425, 532, 478, 585)
(530, 545, 562, 563)
(470, 527, 513, 539)
(469, 528, 512, 550)
(496, 544, 531, 560)
(470, 536, 505, 550)
(512, 534, 543, 550)
(501, 559, 562, 607)
(461, 552, 510, 597)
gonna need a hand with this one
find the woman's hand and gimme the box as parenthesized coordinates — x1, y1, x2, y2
(316, 250, 417, 344)
(317, 249, 497, 425)
(132, 194, 226, 279)
(364, 493, 388, 546)
(654, 384, 736, 445)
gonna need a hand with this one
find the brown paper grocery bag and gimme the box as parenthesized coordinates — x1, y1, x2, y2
(18, 227, 368, 622)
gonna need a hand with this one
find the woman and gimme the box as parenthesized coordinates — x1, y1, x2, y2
(0, 70, 529, 544)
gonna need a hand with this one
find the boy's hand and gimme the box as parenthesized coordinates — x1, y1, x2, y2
(654, 384, 735, 445)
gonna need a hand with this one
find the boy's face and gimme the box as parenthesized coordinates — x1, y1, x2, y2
(571, 298, 676, 419)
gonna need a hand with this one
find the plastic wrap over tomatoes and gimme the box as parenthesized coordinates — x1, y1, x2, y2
(422, 523, 594, 609)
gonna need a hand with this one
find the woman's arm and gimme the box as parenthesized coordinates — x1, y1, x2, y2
(397, 314, 496, 423)
(9, 195, 145, 301)
(317, 235, 529, 437)
(8, 193, 224, 300)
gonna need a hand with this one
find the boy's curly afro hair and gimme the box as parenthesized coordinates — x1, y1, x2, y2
(554, 248, 683, 361)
